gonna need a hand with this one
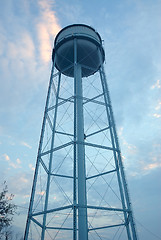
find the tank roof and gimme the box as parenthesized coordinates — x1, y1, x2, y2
(54, 24, 102, 46)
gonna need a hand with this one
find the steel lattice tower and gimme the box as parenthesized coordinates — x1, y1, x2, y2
(24, 24, 138, 240)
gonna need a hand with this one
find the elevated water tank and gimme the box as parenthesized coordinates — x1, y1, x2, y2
(53, 24, 105, 77)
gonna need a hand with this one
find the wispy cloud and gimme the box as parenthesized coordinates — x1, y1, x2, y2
(29, 164, 35, 171)
(16, 158, 21, 164)
(152, 100, 161, 118)
(37, 0, 61, 63)
(144, 162, 161, 171)
(9, 162, 22, 169)
(118, 128, 137, 155)
(21, 141, 32, 149)
(3, 153, 10, 161)
(153, 113, 161, 118)
(155, 101, 161, 110)
(6, 172, 33, 197)
(37, 191, 45, 196)
(9, 158, 22, 169)
(151, 79, 161, 89)
(20, 176, 28, 183)
(23, 194, 30, 198)
(7, 31, 35, 60)
(3, 154, 22, 169)
(0, 0, 61, 113)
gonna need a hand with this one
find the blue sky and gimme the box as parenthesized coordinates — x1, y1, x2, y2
(0, 0, 161, 239)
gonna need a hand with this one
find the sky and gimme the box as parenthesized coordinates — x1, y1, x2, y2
(0, 0, 161, 239)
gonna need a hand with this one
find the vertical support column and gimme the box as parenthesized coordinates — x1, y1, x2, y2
(41, 73, 61, 240)
(24, 63, 55, 240)
(99, 67, 131, 240)
(99, 64, 138, 240)
(74, 39, 88, 240)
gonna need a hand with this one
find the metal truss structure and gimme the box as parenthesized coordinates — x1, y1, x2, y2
(24, 24, 138, 240)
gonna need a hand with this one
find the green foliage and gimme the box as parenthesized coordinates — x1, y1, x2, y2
(0, 182, 16, 235)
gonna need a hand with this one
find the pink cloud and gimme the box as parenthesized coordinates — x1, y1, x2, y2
(37, 0, 61, 63)
(151, 79, 161, 89)
(16, 158, 21, 164)
(9, 161, 22, 169)
(153, 113, 161, 118)
(37, 191, 45, 196)
(144, 162, 161, 171)
(21, 141, 32, 149)
(29, 163, 35, 171)
(155, 101, 161, 110)
(3, 154, 22, 169)
(20, 176, 28, 183)
(3, 153, 10, 161)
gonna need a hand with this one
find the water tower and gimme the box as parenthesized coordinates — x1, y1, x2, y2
(24, 24, 138, 240)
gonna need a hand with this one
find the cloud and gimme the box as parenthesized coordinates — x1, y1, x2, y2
(144, 162, 161, 171)
(0, 0, 61, 109)
(37, 191, 45, 196)
(20, 176, 28, 183)
(118, 128, 138, 155)
(23, 194, 30, 198)
(7, 31, 35, 60)
(124, 137, 161, 177)
(16, 158, 21, 164)
(37, 0, 61, 63)
(153, 113, 161, 118)
(21, 141, 32, 149)
(123, 141, 137, 155)
(151, 79, 161, 89)
(3, 153, 10, 161)
(29, 163, 35, 171)
(9, 162, 22, 169)
(7, 172, 33, 196)
(155, 101, 161, 110)
(3, 154, 22, 169)
(0, 1, 62, 141)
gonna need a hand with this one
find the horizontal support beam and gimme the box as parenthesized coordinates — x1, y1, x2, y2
(58, 97, 74, 103)
(86, 126, 110, 138)
(40, 140, 119, 157)
(88, 223, 125, 231)
(86, 169, 116, 180)
(82, 141, 119, 152)
(83, 95, 106, 106)
(47, 96, 74, 112)
(32, 205, 73, 217)
(55, 130, 74, 137)
(87, 205, 128, 212)
(40, 141, 73, 157)
(46, 226, 73, 231)
(50, 173, 74, 179)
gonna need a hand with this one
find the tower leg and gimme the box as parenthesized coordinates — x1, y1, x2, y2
(99, 65, 138, 240)
(41, 73, 61, 240)
(24, 64, 55, 240)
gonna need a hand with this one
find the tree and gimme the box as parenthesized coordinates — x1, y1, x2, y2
(0, 182, 16, 239)
(2, 227, 23, 240)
